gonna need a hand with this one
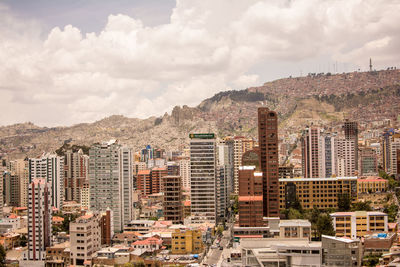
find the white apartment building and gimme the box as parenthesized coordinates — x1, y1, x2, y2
(27, 179, 52, 261)
(337, 139, 356, 177)
(70, 212, 101, 266)
(178, 158, 190, 189)
(29, 153, 64, 210)
(89, 140, 133, 232)
(80, 181, 90, 210)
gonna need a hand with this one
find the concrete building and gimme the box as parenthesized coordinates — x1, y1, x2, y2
(216, 165, 229, 223)
(279, 177, 358, 210)
(301, 127, 321, 178)
(240, 238, 322, 267)
(100, 209, 113, 246)
(29, 153, 64, 210)
(357, 176, 388, 193)
(343, 120, 359, 171)
(8, 159, 29, 207)
(189, 133, 217, 225)
(27, 179, 52, 261)
(3, 171, 20, 207)
(390, 138, 400, 177)
(319, 133, 337, 177)
(80, 181, 90, 210)
(137, 170, 151, 196)
(64, 149, 89, 203)
(258, 107, 279, 217)
(70, 212, 101, 266)
(238, 166, 264, 227)
(218, 140, 234, 195)
(279, 220, 311, 240)
(89, 140, 133, 232)
(162, 175, 183, 224)
(359, 147, 378, 176)
(0, 173, 3, 218)
(330, 211, 388, 239)
(171, 228, 203, 254)
(151, 167, 167, 194)
(178, 157, 190, 189)
(322, 235, 362, 267)
(337, 138, 356, 177)
(233, 136, 254, 194)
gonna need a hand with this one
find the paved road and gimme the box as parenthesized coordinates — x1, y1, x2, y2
(203, 229, 230, 266)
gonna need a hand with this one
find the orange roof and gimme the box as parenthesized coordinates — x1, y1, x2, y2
(152, 167, 167, 171)
(389, 222, 398, 229)
(138, 170, 151, 175)
(14, 207, 27, 210)
(183, 200, 191, 206)
(8, 214, 18, 219)
(52, 216, 64, 222)
(132, 237, 163, 246)
(239, 196, 263, 201)
(358, 176, 388, 182)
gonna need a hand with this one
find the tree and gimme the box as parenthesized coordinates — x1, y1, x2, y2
(288, 208, 303, 219)
(337, 193, 351, 211)
(19, 235, 27, 247)
(384, 204, 398, 222)
(0, 245, 6, 267)
(351, 201, 372, 211)
(316, 214, 335, 240)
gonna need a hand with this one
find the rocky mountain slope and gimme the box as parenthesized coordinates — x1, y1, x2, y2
(1, 69, 400, 159)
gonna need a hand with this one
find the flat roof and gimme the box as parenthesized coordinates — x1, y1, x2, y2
(322, 235, 359, 243)
(280, 177, 357, 182)
(279, 220, 311, 227)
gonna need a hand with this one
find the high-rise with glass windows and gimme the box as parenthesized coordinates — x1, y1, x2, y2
(189, 133, 217, 225)
(89, 140, 133, 232)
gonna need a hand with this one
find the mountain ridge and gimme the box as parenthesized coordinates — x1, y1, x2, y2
(1, 69, 400, 159)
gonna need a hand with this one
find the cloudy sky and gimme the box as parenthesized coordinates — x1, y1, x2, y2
(0, 0, 399, 126)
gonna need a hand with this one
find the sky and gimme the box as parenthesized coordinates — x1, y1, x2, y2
(0, 0, 399, 127)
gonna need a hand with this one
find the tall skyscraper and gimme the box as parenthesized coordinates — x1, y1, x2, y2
(64, 149, 89, 203)
(337, 139, 356, 177)
(216, 165, 229, 223)
(343, 120, 359, 170)
(89, 140, 133, 232)
(27, 179, 52, 261)
(218, 141, 234, 195)
(29, 153, 64, 210)
(319, 133, 337, 178)
(233, 137, 254, 194)
(162, 175, 183, 224)
(0, 172, 3, 218)
(3, 171, 20, 207)
(189, 133, 217, 225)
(178, 157, 191, 189)
(301, 127, 321, 178)
(9, 159, 29, 207)
(258, 107, 279, 217)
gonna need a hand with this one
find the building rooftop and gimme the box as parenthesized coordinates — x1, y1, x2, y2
(239, 166, 256, 170)
(331, 211, 388, 217)
(322, 235, 359, 243)
(238, 196, 263, 201)
(138, 170, 151, 175)
(279, 219, 311, 227)
(280, 176, 358, 182)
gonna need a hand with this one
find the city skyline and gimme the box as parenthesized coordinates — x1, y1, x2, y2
(1, 0, 399, 126)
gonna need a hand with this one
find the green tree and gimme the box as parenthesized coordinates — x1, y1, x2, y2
(351, 201, 372, 211)
(384, 203, 398, 222)
(316, 214, 335, 240)
(19, 235, 27, 247)
(0, 245, 6, 267)
(232, 195, 238, 214)
(363, 253, 382, 267)
(288, 208, 303, 219)
(337, 193, 352, 211)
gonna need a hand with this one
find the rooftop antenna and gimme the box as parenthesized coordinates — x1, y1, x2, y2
(369, 58, 372, 72)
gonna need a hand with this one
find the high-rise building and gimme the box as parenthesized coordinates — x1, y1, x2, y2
(343, 120, 359, 171)
(178, 157, 191, 189)
(151, 167, 168, 194)
(167, 162, 180, 176)
(64, 149, 89, 203)
(80, 181, 90, 210)
(189, 133, 217, 225)
(89, 140, 133, 232)
(233, 137, 254, 194)
(301, 127, 321, 178)
(337, 139, 356, 177)
(100, 209, 113, 246)
(218, 141, 234, 195)
(162, 175, 183, 224)
(390, 138, 400, 177)
(70, 212, 101, 266)
(29, 153, 64, 210)
(319, 133, 337, 177)
(0, 172, 3, 218)
(8, 159, 29, 207)
(137, 170, 151, 196)
(3, 171, 20, 207)
(27, 179, 52, 261)
(216, 165, 229, 223)
(258, 107, 279, 217)
(238, 165, 264, 227)
(359, 147, 378, 176)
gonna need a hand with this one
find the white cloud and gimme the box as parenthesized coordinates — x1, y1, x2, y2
(0, 0, 399, 126)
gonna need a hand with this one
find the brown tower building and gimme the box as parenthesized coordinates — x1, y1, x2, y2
(343, 120, 359, 170)
(258, 107, 279, 217)
(162, 175, 183, 224)
(238, 163, 264, 227)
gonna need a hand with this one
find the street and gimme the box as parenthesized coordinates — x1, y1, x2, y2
(202, 228, 231, 266)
